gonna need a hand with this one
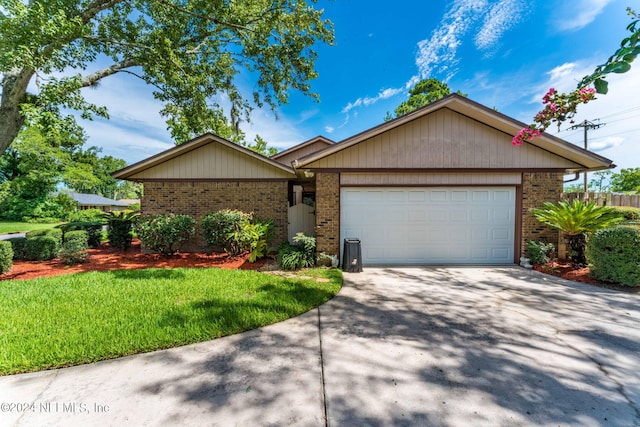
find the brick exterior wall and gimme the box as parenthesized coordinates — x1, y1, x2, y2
(141, 181, 289, 252)
(315, 172, 340, 256)
(521, 172, 563, 253)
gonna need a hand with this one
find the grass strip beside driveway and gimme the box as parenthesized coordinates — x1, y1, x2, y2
(0, 222, 62, 234)
(0, 267, 342, 375)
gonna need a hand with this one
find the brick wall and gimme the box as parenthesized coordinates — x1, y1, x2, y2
(141, 181, 289, 252)
(521, 172, 562, 253)
(315, 172, 340, 256)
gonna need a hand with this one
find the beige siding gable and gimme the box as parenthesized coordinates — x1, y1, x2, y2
(273, 140, 333, 166)
(304, 109, 582, 170)
(129, 142, 294, 180)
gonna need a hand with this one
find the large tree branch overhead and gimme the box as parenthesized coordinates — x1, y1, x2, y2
(0, 0, 334, 154)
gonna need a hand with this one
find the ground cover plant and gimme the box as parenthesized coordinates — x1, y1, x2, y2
(0, 267, 342, 375)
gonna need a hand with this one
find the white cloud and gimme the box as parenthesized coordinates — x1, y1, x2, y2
(555, 0, 616, 31)
(244, 108, 306, 151)
(79, 119, 173, 165)
(475, 0, 526, 51)
(325, 126, 335, 134)
(589, 136, 624, 152)
(341, 86, 404, 113)
(415, 0, 487, 79)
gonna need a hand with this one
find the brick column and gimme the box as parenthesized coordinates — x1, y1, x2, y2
(315, 172, 340, 256)
(521, 172, 562, 254)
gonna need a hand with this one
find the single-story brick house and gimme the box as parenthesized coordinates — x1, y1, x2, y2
(113, 94, 614, 265)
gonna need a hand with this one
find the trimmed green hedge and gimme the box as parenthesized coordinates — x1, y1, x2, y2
(587, 226, 640, 287)
(59, 230, 89, 265)
(24, 236, 60, 261)
(59, 221, 103, 248)
(610, 206, 640, 223)
(0, 241, 13, 274)
(6, 237, 27, 260)
(25, 228, 63, 244)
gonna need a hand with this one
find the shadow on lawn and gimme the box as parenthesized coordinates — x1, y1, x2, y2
(108, 268, 187, 280)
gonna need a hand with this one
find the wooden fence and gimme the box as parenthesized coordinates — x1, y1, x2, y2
(561, 192, 640, 208)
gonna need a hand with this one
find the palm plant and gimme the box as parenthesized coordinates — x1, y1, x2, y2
(531, 200, 623, 266)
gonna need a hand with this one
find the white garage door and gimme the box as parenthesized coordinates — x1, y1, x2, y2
(340, 187, 516, 265)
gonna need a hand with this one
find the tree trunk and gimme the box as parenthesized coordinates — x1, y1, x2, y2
(565, 233, 587, 267)
(0, 68, 35, 155)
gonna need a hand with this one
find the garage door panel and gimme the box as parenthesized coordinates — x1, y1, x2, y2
(341, 187, 515, 265)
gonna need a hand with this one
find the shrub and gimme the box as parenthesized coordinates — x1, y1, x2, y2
(64, 230, 89, 245)
(277, 233, 316, 270)
(245, 219, 275, 262)
(105, 211, 137, 250)
(59, 221, 103, 248)
(610, 206, 640, 224)
(24, 236, 60, 261)
(200, 210, 253, 255)
(136, 214, 195, 255)
(59, 238, 88, 265)
(526, 240, 555, 264)
(587, 226, 640, 287)
(0, 241, 13, 274)
(25, 228, 63, 244)
(6, 237, 27, 260)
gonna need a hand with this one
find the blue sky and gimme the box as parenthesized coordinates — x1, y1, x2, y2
(75, 0, 640, 171)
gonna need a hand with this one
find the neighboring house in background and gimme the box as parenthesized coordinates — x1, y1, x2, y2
(116, 199, 141, 208)
(65, 192, 133, 212)
(113, 94, 615, 265)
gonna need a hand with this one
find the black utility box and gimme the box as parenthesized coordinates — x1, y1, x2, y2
(342, 238, 363, 273)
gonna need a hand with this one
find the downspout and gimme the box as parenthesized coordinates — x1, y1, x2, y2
(563, 172, 580, 183)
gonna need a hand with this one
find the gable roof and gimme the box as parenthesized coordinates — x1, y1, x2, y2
(293, 94, 615, 172)
(112, 133, 296, 180)
(64, 192, 130, 207)
(271, 136, 334, 162)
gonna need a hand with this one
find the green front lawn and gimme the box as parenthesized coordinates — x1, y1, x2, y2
(0, 221, 63, 234)
(0, 267, 342, 375)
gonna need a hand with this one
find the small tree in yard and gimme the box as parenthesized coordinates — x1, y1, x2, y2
(532, 200, 623, 267)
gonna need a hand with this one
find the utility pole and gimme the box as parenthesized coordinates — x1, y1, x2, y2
(568, 119, 604, 192)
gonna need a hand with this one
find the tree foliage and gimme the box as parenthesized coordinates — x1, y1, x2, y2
(0, 0, 334, 155)
(0, 126, 140, 221)
(610, 167, 640, 193)
(386, 78, 466, 120)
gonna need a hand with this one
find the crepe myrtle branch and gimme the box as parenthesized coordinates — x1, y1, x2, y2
(513, 7, 639, 146)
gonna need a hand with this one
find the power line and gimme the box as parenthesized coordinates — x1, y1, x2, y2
(568, 119, 605, 191)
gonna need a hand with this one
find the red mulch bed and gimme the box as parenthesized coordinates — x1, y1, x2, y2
(0, 239, 267, 281)
(532, 260, 640, 293)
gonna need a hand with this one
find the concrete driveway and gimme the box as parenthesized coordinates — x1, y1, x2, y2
(1, 267, 639, 426)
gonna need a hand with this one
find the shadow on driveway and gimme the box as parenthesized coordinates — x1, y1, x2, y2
(321, 267, 640, 426)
